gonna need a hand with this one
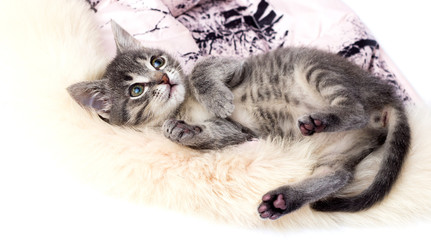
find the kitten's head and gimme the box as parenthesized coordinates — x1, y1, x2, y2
(67, 21, 186, 126)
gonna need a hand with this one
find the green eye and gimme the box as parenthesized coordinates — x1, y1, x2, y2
(151, 57, 165, 69)
(129, 84, 145, 97)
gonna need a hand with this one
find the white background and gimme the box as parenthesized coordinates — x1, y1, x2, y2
(1, 1, 431, 240)
(344, 0, 431, 105)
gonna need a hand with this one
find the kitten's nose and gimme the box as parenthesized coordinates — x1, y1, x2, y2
(160, 73, 170, 85)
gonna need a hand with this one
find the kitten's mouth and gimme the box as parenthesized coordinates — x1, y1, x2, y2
(161, 74, 178, 99)
(159, 73, 181, 100)
(160, 74, 175, 98)
(168, 84, 178, 98)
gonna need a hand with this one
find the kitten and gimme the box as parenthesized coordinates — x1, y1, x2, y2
(68, 21, 410, 220)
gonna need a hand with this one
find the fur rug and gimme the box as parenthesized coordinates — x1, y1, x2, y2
(2, 0, 431, 230)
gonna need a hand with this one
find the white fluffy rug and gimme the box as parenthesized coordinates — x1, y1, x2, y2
(2, 0, 431, 230)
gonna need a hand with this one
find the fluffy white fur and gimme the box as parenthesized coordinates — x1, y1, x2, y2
(2, 0, 431, 230)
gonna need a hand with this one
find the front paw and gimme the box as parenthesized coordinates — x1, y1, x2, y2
(204, 91, 234, 118)
(163, 119, 202, 144)
(196, 85, 234, 118)
(258, 187, 304, 220)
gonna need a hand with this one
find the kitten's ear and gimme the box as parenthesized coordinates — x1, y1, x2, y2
(67, 79, 112, 120)
(111, 20, 142, 54)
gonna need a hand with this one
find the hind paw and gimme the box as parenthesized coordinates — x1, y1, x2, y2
(258, 194, 287, 220)
(257, 187, 304, 220)
(298, 115, 326, 136)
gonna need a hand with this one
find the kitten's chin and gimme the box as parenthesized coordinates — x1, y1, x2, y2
(167, 83, 185, 105)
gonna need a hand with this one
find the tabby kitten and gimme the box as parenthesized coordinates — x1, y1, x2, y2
(68, 21, 410, 220)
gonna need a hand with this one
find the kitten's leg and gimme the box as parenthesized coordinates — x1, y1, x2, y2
(258, 166, 352, 220)
(298, 106, 367, 136)
(297, 68, 382, 135)
(189, 57, 243, 118)
(162, 118, 255, 149)
(298, 107, 389, 136)
(298, 68, 395, 136)
(298, 106, 389, 136)
(297, 84, 373, 136)
(258, 128, 386, 220)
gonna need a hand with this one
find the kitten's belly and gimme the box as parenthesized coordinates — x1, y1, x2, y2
(230, 105, 261, 134)
(231, 103, 302, 138)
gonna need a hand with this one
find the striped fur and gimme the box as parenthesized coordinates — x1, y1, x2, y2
(187, 47, 410, 219)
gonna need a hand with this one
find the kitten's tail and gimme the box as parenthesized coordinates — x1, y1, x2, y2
(311, 106, 410, 212)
